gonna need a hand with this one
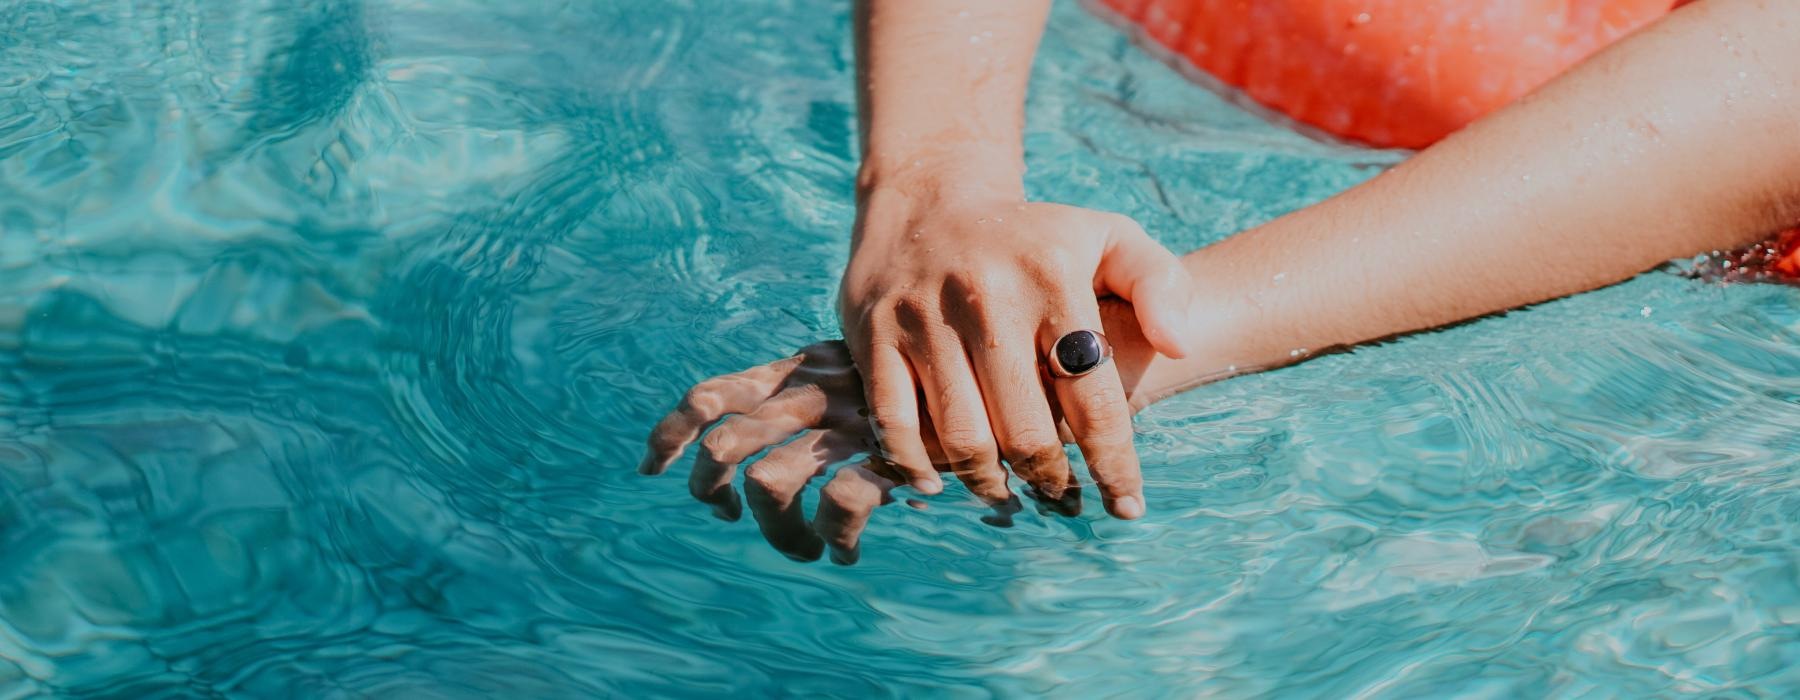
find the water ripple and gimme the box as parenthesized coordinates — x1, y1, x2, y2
(5, 0, 1800, 696)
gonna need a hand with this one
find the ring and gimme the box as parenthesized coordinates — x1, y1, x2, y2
(1047, 329, 1113, 378)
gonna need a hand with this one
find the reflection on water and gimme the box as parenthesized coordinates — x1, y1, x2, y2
(3, 0, 1799, 696)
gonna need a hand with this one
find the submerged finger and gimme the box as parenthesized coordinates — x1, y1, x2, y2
(813, 461, 899, 565)
(745, 431, 862, 561)
(640, 354, 805, 475)
(688, 389, 827, 520)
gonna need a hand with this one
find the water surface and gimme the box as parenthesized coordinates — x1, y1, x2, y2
(4, 0, 1800, 696)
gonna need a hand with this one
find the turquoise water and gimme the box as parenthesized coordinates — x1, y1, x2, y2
(5, 0, 1800, 696)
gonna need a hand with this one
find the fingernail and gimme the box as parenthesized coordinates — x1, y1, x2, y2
(912, 477, 943, 496)
(1111, 495, 1145, 520)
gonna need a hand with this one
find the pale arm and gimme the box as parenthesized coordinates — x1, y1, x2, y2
(1138, 0, 1800, 403)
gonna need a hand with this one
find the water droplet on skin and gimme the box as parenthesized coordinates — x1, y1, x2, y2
(1351, 12, 1372, 25)
(1272, 272, 1287, 284)
(1521, 174, 1532, 182)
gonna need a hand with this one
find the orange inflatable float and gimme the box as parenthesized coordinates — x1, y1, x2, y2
(1097, 0, 1800, 277)
(1095, 0, 1683, 149)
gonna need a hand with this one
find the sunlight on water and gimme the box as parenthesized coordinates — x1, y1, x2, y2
(3, 0, 1800, 696)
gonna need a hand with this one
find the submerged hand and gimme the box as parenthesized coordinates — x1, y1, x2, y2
(640, 301, 1168, 564)
(638, 342, 904, 562)
(841, 191, 1194, 519)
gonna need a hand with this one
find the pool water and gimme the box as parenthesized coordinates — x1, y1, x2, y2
(5, 0, 1800, 696)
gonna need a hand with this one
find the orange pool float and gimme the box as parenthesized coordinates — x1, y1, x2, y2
(1096, 0, 1800, 277)
(1095, 0, 1685, 149)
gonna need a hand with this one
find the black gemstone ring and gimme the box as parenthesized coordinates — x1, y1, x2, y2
(1048, 330, 1113, 378)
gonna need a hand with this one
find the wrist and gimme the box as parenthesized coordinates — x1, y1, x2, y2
(855, 141, 1026, 209)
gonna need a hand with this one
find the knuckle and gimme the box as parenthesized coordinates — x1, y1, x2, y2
(868, 402, 919, 434)
(1075, 388, 1131, 427)
(936, 426, 995, 462)
(944, 266, 998, 296)
(1002, 430, 1064, 465)
(821, 470, 874, 506)
(679, 383, 724, 418)
(890, 293, 936, 324)
(698, 424, 740, 463)
(1103, 211, 1146, 237)
(842, 301, 882, 337)
(743, 464, 782, 499)
(1023, 248, 1074, 283)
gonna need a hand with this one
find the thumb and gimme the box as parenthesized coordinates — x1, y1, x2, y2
(1094, 213, 1195, 358)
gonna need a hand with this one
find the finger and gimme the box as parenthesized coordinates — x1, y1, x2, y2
(688, 389, 826, 521)
(956, 317, 1079, 515)
(744, 431, 863, 562)
(1045, 309, 1146, 521)
(641, 354, 805, 475)
(910, 340, 1011, 506)
(813, 461, 899, 565)
(857, 343, 943, 495)
(1093, 213, 1194, 359)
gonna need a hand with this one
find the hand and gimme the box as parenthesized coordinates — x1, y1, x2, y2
(640, 301, 1172, 564)
(638, 341, 924, 563)
(840, 187, 1195, 519)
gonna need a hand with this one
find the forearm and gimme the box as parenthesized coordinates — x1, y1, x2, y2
(854, 0, 1049, 210)
(1134, 0, 1800, 404)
